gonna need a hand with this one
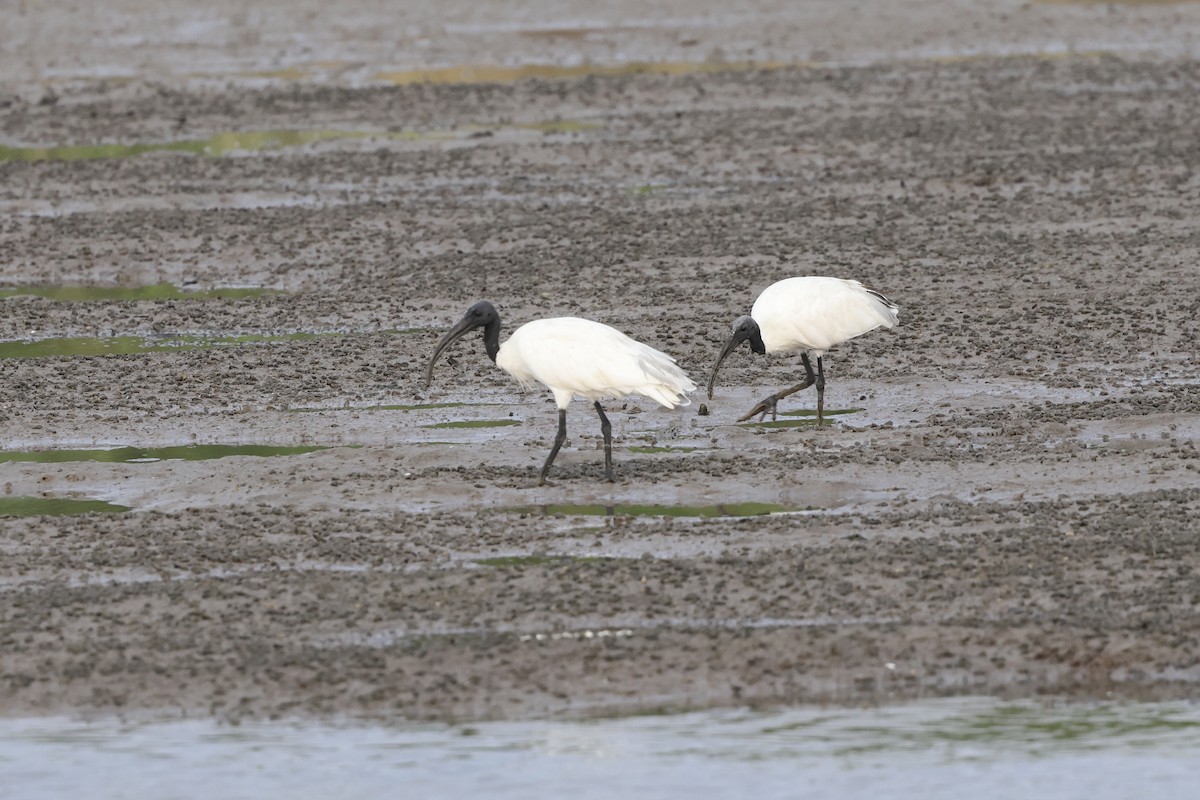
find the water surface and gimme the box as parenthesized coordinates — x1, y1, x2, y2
(2, 699, 1198, 800)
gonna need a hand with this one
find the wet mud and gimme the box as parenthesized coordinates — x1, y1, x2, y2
(2, 2, 1200, 722)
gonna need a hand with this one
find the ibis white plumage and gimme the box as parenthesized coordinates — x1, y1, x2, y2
(707, 277, 899, 424)
(425, 301, 696, 485)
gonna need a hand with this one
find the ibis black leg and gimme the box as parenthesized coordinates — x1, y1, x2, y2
(537, 409, 568, 486)
(815, 356, 826, 426)
(737, 353, 818, 422)
(594, 401, 614, 482)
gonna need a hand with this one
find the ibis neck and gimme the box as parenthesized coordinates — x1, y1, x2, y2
(482, 318, 501, 363)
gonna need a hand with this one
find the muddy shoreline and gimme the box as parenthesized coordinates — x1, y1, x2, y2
(3, 3, 1200, 722)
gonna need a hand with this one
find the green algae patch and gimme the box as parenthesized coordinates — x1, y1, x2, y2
(0, 444, 328, 465)
(423, 419, 521, 429)
(741, 419, 818, 429)
(778, 408, 863, 417)
(0, 331, 346, 359)
(520, 120, 600, 134)
(0, 120, 600, 164)
(0, 284, 282, 302)
(739, 408, 863, 428)
(505, 502, 791, 518)
(288, 402, 471, 413)
(374, 60, 793, 86)
(0, 130, 375, 162)
(0, 497, 131, 516)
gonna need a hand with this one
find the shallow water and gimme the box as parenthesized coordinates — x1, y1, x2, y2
(2, 699, 1198, 800)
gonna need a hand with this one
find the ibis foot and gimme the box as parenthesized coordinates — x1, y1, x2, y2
(737, 394, 780, 423)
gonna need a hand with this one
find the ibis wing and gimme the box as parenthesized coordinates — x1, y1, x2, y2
(753, 276, 899, 354)
(497, 318, 695, 408)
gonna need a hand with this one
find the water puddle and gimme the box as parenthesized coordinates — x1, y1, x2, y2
(0, 121, 599, 163)
(0, 496, 130, 516)
(374, 59, 791, 85)
(3, 699, 1198, 799)
(505, 502, 792, 518)
(0, 444, 328, 464)
(423, 419, 521, 429)
(0, 329, 417, 359)
(627, 445, 700, 453)
(0, 284, 282, 302)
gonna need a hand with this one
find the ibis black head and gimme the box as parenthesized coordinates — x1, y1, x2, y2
(706, 315, 766, 399)
(424, 300, 502, 388)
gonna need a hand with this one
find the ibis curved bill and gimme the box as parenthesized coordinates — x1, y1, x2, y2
(707, 277, 899, 424)
(425, 301, 697, 485)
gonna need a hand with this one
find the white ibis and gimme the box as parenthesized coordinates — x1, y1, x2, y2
(707, 277, 899, 424)
(425, 301, 697, 485)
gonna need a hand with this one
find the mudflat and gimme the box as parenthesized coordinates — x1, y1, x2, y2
(2, 1, 1199, 721)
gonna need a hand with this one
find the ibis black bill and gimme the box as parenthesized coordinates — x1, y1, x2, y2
(706, 315, 765, 399)
(424, 301, 503, 387)
(706, 335, 742, 399)
(423, 316, 478, 387)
